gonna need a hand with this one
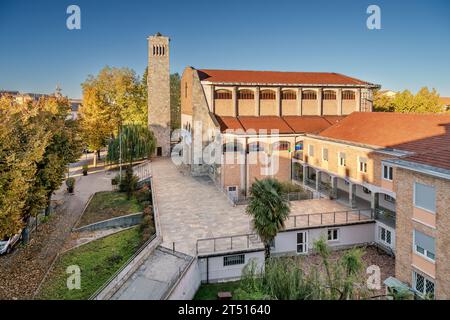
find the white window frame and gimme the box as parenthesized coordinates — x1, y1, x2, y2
(296, 231, 308, 254)
(308, 145, 314, 157)
(322, 147, 329, 162)
(413, 230, 435, 262)
(382, 164, 393, 181)
(358, 157, 368, 173)
(378, 225, 392, 247)
(413, 182, 436, 214)
(338, 152, 346, 167)
(327, 228, 339, 242)
(412, 271, 435, 298)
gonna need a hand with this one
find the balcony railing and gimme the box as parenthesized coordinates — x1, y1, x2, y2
(284, 209, 374, 229)
(196, 233, 264, 255)
(374, 207, 396, 228)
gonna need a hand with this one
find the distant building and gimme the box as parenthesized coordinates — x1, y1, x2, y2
(379, 89, 397, 98)
(69, 99, 82, 120)
(439, 97, 450, 111)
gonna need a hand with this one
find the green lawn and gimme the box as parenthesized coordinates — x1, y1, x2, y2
(77, 191, 144, 227)
(194, 281, 241, 300)
(36, 227, 143, 300)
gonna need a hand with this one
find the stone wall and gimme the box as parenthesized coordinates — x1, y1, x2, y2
(148, 34, 171, 156)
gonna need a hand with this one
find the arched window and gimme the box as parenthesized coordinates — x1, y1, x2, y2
(342, 90, 355, 100)
(214, 89, 232, 99)
(260, 90, 276, 100)
(302, 90, 317, 100)
(247, 141, 265, 152)
(323, 90, 336, 100)
(272, 141, 291, 151)
(282, 90, 296, 100)
(237, 89, 254, 100)
(223, 141, 243, 153)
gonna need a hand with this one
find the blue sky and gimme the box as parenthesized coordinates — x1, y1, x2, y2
(0, 0, 449, 98)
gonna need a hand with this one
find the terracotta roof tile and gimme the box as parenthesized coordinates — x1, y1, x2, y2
(215, 115, 342, 135)
(319, 112, 450, 170)
(238, 116, 294, 134)
(197, 69, 376, 86)
(283, 116, 345, 134)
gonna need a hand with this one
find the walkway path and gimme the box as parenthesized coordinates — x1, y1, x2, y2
(151, 158, 251, 256)
(0, 167, 113, 299)
(111, 247, 191, 300)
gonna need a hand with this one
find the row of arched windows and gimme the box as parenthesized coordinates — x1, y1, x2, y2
(223, 141, 291, 153)
(152, 45, 167, 56)
(214, 89, 356, 100)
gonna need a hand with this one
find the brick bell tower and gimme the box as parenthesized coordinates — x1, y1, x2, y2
(148, 32, 170, 157)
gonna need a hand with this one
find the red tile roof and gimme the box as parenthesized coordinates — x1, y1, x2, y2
(197, 69, 376, 86)
(215, 116, 345, 134)
(283, 116, 345, 134)
(318, 112, 450, 170)
(440, 97, 450, 106)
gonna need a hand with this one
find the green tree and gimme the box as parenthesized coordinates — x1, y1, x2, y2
(0, 97, 49, 239)
(79, 66, 147, 166)
(374, 87, 443, 113)
(246, 178, 290, 260)
(106, 124, 156, 166)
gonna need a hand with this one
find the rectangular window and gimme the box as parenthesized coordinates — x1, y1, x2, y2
(384, 194, 396, 203)
(414, 230, 435, 261)
(327, 228, 339, 241)
(297, 231, 308, 254)
(308, 145, 314, 157)
(359, 157, 368, 173)
(414, 182, 436, 213)
(383, 165, 393, 181)
(378, 226, 392, 246)
(223, 254, 245, 266)
(413, 271, 435, 298)
(339, 152, 346, 166)
(322, 148, 328, 161)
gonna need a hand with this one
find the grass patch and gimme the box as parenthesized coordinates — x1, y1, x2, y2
(77, 191, 144, 227)
(36, 227, 143, 300)
(194, 281, 241, 300)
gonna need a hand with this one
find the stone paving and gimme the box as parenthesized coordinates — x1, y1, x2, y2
(150, 159, 367, 256)
(151, 158, 252, 256)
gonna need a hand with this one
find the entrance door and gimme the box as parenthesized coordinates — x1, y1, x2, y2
(156, 147, 162, 157)
(296, 231, 308, 254)
(227, 186, 238, 203)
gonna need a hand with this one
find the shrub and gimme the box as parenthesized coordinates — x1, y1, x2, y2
(134, 185, 150, 203)
(139, 207, 155, 242)
(66, 177, 75, 193)
(119, 166, 139, 199)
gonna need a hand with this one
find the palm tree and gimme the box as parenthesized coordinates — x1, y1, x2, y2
(246, 178, 290, 260)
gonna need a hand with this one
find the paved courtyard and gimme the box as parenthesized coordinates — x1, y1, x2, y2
(150, 159, 365, 256)
(151, 158, 251, 255)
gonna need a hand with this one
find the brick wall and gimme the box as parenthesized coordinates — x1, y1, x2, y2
(395, 168, 450, 299)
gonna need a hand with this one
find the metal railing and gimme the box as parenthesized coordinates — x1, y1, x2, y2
(374, 208, 396, 227)
(285, 209, 374, 230)
(89, 233, 158, 300)
(196, 233, 264, 255)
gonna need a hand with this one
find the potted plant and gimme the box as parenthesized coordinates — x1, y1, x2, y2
(82, 164, 88, 176)
(66, 177, 75, 193)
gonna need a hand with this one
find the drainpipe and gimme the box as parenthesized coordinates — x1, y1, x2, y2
(244, 137, 248, 196)
(206, 257, 209, 284)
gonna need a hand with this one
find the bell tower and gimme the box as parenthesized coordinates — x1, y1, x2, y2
(148, 32, 170, 156)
